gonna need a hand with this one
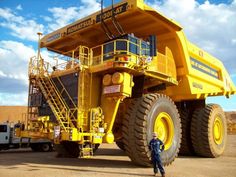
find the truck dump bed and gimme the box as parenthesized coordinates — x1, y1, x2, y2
(40, 0, 236, 101)
(40, 1, 181, 52)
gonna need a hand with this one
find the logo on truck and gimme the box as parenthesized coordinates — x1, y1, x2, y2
(190, 58, 219, 79)
(96, 2, 128, 23)
(46, 33, 61, 43)
(67, 18, 94, 35)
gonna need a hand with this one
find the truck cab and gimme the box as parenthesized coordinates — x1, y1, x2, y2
(0, 123, 10, 147)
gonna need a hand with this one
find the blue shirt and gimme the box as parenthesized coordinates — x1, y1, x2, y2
(149, 138, 165, 156)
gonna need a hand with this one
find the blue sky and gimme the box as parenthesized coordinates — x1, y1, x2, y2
(0, 0, 236, 111)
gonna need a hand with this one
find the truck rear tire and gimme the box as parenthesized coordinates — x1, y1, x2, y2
(179, 109, 194, 156)
(122, 94, 181, 166)
(191, 104, 227, 157)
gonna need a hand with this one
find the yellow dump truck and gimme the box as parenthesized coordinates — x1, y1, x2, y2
(25, 0, 235, 166)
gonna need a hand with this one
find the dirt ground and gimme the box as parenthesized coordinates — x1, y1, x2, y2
(0, 135, 236, 177)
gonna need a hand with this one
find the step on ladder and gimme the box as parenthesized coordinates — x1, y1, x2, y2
(80, 144, 93, 158)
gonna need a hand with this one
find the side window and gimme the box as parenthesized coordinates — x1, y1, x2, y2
(116, 41, 127, 51)
(141, 42, 150, 56)
(129, 36, 139, 55)
(103, 42, 114, 61)
(104, 42, 114, 54)
(0, 125, 7, 132)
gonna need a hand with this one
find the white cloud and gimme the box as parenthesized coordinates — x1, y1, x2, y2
(0, 70, 7, 77)
(0, 0, 101, 40)
(0, 8, 44, 41)
(47, 0, 100, 31)
(47, 7, 80, 31)
(232, 39, 236, 45)
(148, 0, 236, 75)
(0, 92, 28, 106)
(0, 40, 35, 85)
(0, 40, 66, 105)
(0, 41, 35, 105)
(16, 4, 23, 11)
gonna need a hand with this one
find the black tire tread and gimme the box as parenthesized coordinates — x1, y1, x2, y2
(191, 104, 224, 157)
(179, 109, 194, 155)
(122, 93, 181, 166)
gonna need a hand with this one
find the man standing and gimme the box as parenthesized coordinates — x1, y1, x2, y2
(149, 132, 165, 177)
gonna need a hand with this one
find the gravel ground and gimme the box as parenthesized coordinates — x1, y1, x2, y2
(0, 135, 236, 177)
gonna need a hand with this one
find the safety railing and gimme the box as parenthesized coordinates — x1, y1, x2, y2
(28, 46, 92, 75)
(52, 46, 91, 70)
(28, 42, 175, 79)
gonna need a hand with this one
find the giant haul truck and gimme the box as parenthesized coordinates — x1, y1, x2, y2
(24, 0, 236, 166)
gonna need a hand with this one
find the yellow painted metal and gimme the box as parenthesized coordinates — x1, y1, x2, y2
(101, 98, 121, 143)
(213, 116, 224, 145)
(104, 132, 115, 144)
(61, 132, 70, 141)
(107, 98, 121, 133)
(78, 67, 91, 130)
(15, 128, 21, 137)
(37, 116, 50, 122)
(154, 112, 174, 150)
(122, 72, 133, 96)
(19, 130, 53, 139)
(71, 128, 79, 141)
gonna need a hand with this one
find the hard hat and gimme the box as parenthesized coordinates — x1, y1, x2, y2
(152, 132, 157, 137)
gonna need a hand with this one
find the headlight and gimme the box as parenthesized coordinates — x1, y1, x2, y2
(112, 72, 123, 84)
(103, 74, 112, 86)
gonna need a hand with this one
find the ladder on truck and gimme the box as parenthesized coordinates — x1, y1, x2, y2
(29, 57, 78, 131)
(78, 46, 92, 131)
(77, 46, 94, 158)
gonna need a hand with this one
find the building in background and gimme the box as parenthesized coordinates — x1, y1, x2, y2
(0, 106, 27, 123)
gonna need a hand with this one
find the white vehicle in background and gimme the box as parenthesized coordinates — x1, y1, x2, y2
(0, 122, 53, 152)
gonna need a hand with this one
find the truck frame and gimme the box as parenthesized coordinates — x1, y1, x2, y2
(24, 0, 235, 166)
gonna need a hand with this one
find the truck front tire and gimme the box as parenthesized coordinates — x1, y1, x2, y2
(122, 94, 181, 166)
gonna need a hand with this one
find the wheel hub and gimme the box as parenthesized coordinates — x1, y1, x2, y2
(154, 112, 174, 150)
(213, 116, 223, 145)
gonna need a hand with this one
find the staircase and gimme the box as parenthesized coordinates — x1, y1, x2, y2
(37, 75, 77, 131)
(28, 45, 92, 133)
